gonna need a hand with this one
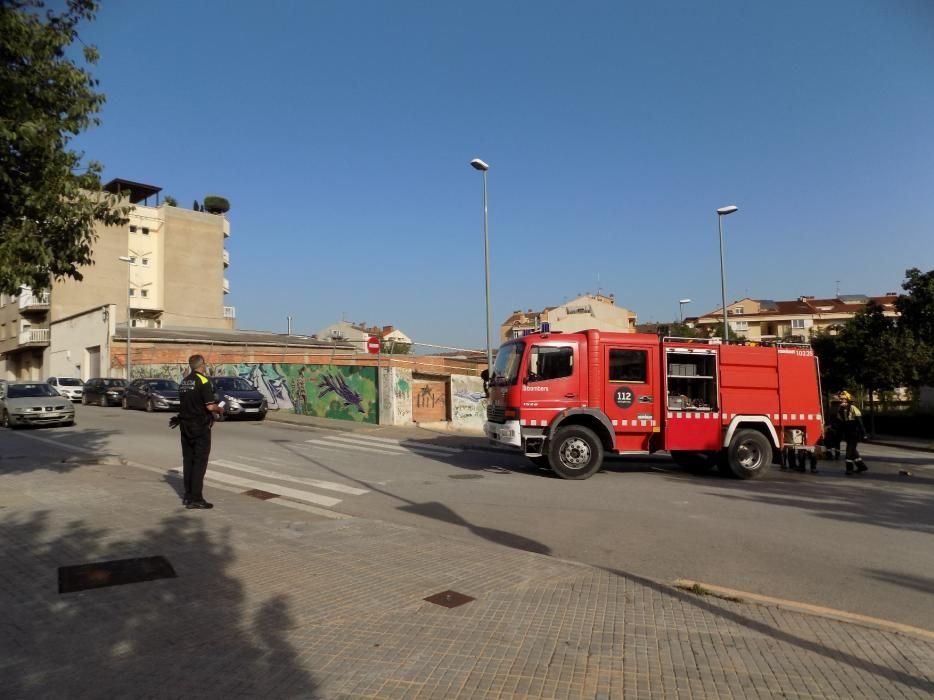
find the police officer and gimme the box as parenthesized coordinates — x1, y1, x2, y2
(178, 354, 224, 508)
(837, 390, 867, 475)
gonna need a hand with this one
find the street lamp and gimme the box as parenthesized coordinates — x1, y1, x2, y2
(470, 158, 494, 372)
(679, 298, 692, 324)
(118, 256, 134, 379)
(716, 205, 739, 342)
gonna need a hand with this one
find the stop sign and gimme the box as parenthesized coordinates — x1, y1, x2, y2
(366, 336, 380, 354)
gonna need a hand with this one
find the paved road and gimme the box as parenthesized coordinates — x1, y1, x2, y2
(6, 403, 934, 630)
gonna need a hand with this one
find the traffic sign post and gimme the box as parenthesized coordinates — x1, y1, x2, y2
(366, 336, 380, 354)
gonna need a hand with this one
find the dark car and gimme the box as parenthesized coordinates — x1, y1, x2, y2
(210, 376, 267, 420)
(122, 378, 180, 412)
(82, 378, 128, 406)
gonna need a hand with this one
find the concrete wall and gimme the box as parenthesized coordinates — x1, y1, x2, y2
(379, 366, 413, 426)
(450, 374, 487, 432)
(49, 305, 116, 380)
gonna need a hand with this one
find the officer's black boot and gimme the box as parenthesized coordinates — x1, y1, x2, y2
(845, 460, 855, 475)
(855, 459, 868, 473)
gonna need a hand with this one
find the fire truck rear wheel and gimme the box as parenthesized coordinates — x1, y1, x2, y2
(726, 429, 772, 479)
(548, 426, 604, 480)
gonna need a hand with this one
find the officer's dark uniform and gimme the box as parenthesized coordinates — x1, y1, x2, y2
(177, 370, 216, 504)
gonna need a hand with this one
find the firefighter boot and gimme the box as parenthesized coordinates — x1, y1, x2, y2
(833, 448, 840, 461)
(855, 459, 868, 474)
(845, 460, 855, 475)
(794, 449, 807, 472)
(780, 447, 790, 471)
(809, 451, 818, 473)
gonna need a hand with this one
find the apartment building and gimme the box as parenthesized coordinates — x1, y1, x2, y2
(499, 292, 637, 343)
(0, 178, 234, 380)
(693, 293, 899, 341)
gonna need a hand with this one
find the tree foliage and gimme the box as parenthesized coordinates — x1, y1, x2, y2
(0, 0, 129, 294)
(203, 195, 230, 215)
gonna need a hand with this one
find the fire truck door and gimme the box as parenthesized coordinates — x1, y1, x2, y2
(520, 342, 582, 428)
(602, 344, 658, 451)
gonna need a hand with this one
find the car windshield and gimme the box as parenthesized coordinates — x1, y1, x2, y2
(214, 377, 255, 392)
(8, 384, 59, 398)
(147, 380, 178, 391)
(58, 378, 83, 386)
(490, 342, 525, 386)
(102, 379, 127, 387)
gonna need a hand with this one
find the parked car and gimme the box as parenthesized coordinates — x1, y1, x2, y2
(210, 376, 268, 420)
(83, 378, 128, 406)
(122, 378, 180, 412)
(1, 382, 76, 428)
(47, 376, 84, 402)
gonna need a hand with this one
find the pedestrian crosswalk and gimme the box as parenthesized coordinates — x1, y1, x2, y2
(302, 433, 463, 457)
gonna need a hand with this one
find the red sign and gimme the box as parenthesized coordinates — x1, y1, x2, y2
(366, 336, 380, 354)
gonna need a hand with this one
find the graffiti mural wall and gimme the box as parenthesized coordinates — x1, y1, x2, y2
(451, 374, 487, 431)
(128, 362, 379, 424)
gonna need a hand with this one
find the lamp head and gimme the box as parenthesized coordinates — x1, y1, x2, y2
(717, 205, 738, 216)
(470, 158, 489, 171)
(679, 298, 692, 304)
(118, 256, 132, 262)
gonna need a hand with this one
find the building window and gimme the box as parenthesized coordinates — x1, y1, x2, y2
(791, 319, 806, 329)
(141, 258, 150, 267)
(129, 256, 137, 264)
(131, 319, 138, 327)
(732, 306, 744, 315)
(141, 227, 150, 235)
(731, 321, 749, 331)
(129, 288, 135, 296)
(129, 225, 137, 233)
(608, 349, 647, 383)
(140, 289, 149, 298)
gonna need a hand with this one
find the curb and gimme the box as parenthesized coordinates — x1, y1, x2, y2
(865, 439, 934, 454)
(673, 578, 934, 642)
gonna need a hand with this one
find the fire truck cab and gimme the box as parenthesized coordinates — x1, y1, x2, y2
(484, 329, 823, 480)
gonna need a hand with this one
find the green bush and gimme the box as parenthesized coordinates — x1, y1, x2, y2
(203, 195, 230, 214)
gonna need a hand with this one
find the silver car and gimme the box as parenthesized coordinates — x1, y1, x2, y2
(0, 382, 76, 428)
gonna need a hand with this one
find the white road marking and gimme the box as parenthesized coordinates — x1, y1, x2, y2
(187, 469, 342, 507)
(320, 434, 462, 455)
(210, 459, 369, 495)
(303, 439, 401, 455)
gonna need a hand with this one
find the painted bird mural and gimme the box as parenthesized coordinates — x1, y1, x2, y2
(318, 373, 366, 414)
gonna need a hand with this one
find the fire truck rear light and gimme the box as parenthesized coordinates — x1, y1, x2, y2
(504, 407, 520, 420)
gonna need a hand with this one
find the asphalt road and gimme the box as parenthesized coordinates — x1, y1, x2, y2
(4, 403, 933, 630)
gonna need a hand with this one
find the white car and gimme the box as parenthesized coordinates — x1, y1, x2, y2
(47, 376, 84, 402)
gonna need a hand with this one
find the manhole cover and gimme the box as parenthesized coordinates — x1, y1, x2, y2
(449, 474, 483, 480)
(59, 556, 176, 594)
(424, 590, 475, 608)
(242, 489, 278, 500)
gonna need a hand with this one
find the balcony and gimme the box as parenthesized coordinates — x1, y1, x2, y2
(223, 277, 230, 294)
(223, 249, 230, 267)
(18, 290, 50, 312)
(18, 328, 50, 346)
(223, 306, 236, 319)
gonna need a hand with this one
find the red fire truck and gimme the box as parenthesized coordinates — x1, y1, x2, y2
(484, 329, 823, 480)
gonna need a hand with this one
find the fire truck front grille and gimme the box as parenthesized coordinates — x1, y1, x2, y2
(487, 405, 505, 423)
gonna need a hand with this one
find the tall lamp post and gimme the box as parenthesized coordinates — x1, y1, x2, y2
(118, 256, 134, 379)
(470, 158, 493, 371)
(716, 205, 739, 342)
(679, 298, 692, 324)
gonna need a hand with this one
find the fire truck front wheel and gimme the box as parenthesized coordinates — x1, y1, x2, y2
(726, 429, 772, 479)
(548, 426, 604, 480)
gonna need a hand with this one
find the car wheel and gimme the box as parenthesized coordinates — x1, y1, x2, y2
(122, 397, 129, 409)
(1, 410, 10, 429)
(257, 412, 267, 421)
(547, 425, 604, 480)
(81, 394, 88, 405)
(726, 429, 772, 479)
(146, 398, 155, 413)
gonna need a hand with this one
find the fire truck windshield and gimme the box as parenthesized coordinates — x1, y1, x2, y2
(491, 342, 524, 386)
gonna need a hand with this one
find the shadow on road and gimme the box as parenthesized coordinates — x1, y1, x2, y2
(0, 427, 118, 475)
(0, 511, 317, 698)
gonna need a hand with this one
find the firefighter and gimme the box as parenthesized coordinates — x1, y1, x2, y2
(178, 354, 224, 508)
(836, 391, 867, 475)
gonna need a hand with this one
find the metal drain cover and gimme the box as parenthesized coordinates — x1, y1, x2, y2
(242, 489, 278, 500)
(424, 590, 475, 608)
(59, 556, 177, 594)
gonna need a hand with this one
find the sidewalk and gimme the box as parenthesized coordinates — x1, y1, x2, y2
(2, 454, 932, 699)
(865, 434, 934, 454)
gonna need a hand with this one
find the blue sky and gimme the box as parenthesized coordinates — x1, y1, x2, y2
(73, 0, 934, 349)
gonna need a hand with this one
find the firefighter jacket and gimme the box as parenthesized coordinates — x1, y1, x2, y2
(837, 404, 865, 441)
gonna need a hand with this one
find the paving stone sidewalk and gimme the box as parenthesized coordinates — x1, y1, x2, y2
(1, 455, 932, 699)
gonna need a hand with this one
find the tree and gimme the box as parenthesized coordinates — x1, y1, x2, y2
(202, 195, 230, 215)
(380, 340, 411, 354)
(0, 0, 128, 294)
(895, 267, 934, 384)
(163, 195, 177, 207)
